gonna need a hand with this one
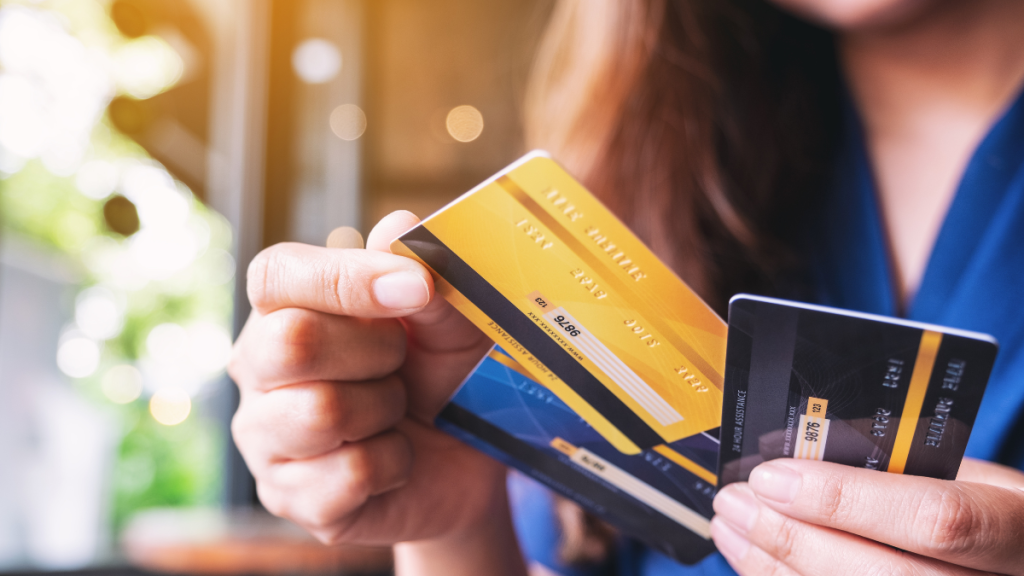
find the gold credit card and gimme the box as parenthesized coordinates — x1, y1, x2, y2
(392, 151, 727, 454)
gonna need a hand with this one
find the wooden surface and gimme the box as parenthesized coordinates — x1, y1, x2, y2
(121, 508, 393, 575)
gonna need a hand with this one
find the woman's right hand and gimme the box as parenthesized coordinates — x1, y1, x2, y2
(228, 210, 505, 548)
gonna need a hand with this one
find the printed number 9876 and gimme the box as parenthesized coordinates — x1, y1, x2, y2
(804, 420, 820, 442)
(553, 315, 581, 337)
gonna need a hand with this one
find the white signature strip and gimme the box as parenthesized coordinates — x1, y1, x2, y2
(544, 307, 683, 426)
(547, 308, 681, 426)
(572, 330, 666, 414)
(569, 447, 710, 539)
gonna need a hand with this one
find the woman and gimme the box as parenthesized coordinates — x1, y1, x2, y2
(228, 0, 1024, 574)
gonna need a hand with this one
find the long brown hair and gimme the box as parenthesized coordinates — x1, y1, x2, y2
(526, 0, 842, 312)
(524, 0, 842, 565)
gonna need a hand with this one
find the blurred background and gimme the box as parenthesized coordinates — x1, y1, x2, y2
(0, 0, 549, 574)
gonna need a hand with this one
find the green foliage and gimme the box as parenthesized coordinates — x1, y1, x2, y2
(0, 0, 235, 543)
(112, 402, 223, 530)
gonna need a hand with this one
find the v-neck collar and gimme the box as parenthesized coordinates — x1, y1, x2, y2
(808, 85, 1024, 462)
(811, 85, 1024, 323)
(910, 86, 1024, 322)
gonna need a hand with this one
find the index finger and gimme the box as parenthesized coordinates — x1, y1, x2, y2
(247, 242, 434, 317)
(747, 459, 1024, 575)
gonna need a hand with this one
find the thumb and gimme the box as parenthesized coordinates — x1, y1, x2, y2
(367, 211, 491, 419)
(366, 210, 422, 252)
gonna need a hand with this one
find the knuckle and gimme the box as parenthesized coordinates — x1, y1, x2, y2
(769, 516, 802, 565)
(229, 409, 247, 443)
(309, 527, 345, 547)
(314, 255, 353, 313)
(229, 409, 265, 471)
(340, 445, 376, 501)
(301, 504, 341, 533)
(298, 491, 361, 537)
(291, 385, 348, 436)
(264, 309, 322, 375)
(256, 483, 289, 519)
(283, 487, 347, 535)
(306, 514, 359, 547)
(817, 470, 851, 524)
(226, 345, 245, 382)
(919, 487, 977, 555)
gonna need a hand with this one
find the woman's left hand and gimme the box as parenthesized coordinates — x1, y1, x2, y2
(711, 457, 1024, 575)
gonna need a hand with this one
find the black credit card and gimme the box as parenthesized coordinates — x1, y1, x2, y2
(718, 295, 998, 487)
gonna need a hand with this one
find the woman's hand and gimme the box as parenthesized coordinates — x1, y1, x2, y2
(228, 211, 511, 552)
(711, 457, 1024, 575)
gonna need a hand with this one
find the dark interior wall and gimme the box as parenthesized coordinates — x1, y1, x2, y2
(363, 0, 551, 213)
(260, 0, 552, 246)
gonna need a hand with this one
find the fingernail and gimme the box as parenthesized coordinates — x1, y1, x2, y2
(749, 462, 801, 504)
(373, 272, 429, 309)
(711, 517, 751, 561)
(713, 487, 759, 534)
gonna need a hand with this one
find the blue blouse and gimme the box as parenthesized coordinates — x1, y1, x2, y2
(511, 86, 1024, 575)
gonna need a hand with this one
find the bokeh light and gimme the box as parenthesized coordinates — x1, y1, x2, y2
(75, 286, 123, 340)
(330, 104, 367, 140)
(81, 236, 148, 291)
(187, 322, 233, 375)
(112, 35, 184, 99)
(0, 73, 46, 159)
(140, 321, 232, 397)
(75, 160, 119, 200)
(200, 248, 236, 285)
(129, 228, 199, 280)
(149, 387, 191, 426)
(56, 332, 101, 379)
(0, 5, 106, 170)
(120, 164, 191, 230)
(147, 323, 188, 364)
(446, 105, 484, 142)
(0, 1, 236, 551)
(291, 38, 341, 84)
(102, 364, 143, 404)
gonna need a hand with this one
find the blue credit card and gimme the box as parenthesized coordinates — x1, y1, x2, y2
(718, 295, 998, 487)
(438, 345, 721, 565)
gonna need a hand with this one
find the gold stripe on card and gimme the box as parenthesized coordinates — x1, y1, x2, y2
(495, 175, 724, 389)
(652, 445, 718, 485)
(887, 330, 943, 474)
(487, 349, 535, 381)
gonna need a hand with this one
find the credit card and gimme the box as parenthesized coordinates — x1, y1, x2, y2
(438, 344, 720, 565)
(392, 151, 727, 454)
(718, 295, 998, 487)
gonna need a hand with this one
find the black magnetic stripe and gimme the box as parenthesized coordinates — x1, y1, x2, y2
(402, 225, 664, 449)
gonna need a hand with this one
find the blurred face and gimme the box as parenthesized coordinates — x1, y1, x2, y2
(769, 0, 937, 29)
